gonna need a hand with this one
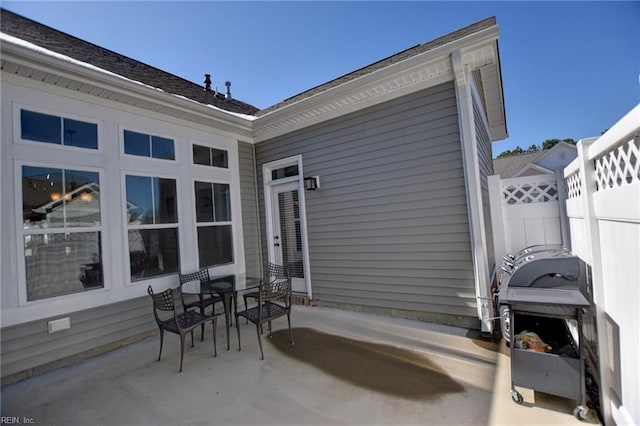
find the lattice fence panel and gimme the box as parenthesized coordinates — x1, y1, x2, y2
(565, 171, 582, 199)
(502, 181, 558, 205)
(594, 136, 640, 191)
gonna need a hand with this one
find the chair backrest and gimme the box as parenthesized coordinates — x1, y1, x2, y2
(148, 286, 176, 312)
(264, 262, 289, 283)
(260, 262, 291, 304)
(179, 268, 210, 285)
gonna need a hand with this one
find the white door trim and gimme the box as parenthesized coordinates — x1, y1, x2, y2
(262, 155, 312, 298)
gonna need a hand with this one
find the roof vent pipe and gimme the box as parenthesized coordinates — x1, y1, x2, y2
(204, 74, 212, 92)
(225, 81, 232, 99)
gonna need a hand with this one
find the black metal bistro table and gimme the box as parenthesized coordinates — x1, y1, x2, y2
(181, 275, 261, 350)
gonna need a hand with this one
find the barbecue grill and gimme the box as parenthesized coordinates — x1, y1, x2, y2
(497, 245, 594, 421)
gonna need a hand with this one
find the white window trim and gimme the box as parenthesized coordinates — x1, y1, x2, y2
(14, 159, 109, 306)
(119, 126, 179, 163)
(262, 155, 313, 298)
(13, 102, 103, 154)
(121, 170, 183, 287)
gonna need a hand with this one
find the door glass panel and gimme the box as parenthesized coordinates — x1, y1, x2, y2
(278, 190, 304, 279)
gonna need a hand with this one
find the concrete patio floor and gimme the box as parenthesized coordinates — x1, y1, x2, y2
(1, 306, 597, 425)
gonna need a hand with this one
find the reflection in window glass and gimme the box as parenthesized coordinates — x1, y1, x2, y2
(214, 183, 231, 221)
(25, 232, 103, 301)
(197, 226, 233, 268)
(152, 136, 175, 160)
(124, 130, 175, 160)
(21, 110, 98, 149)
(63, 118, 98, 149)
(22, 166, 101, 229)
(124, 130, 150, 157)
(192, 144, 228, 168)
(21, 110, 61, 144)
(271, 165, 299, 180)
(22, 165, 103, 300)
(195, 181, 214, 223)
(194, 181, 232, 268)
(129, 228, 180, 281)
(193, 145, 210, 166)
(126, 175, 177, 225)
(126, 175, 180, 281)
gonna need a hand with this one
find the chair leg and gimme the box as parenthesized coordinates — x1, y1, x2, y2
(287, 312, 295, 346)
(179, 334, 186, 373)
(190, 330, 195, 347)
(157, 328, 165, 361)
(212, 317, 217, 357)
(235, 314, 242, 351)
(200, 306, 206, 342)
(256, 323, 264, 360)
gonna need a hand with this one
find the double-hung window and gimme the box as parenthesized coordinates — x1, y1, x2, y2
(22, 165, 103, 300)
(194, 181, 233, 268)
(125, 175, 180, 281)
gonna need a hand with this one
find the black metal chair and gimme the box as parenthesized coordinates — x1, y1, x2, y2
(241, 262, 289, 316)
(147, 286, 217, 373)
(179, 268, 222, 341)
(235, 263, 294, 359)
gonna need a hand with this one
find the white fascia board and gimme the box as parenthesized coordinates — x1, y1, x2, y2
(0, 34, 254, 134)
(253, 25, 500, 141)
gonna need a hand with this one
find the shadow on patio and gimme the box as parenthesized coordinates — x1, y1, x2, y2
(1, 306, 593, 425)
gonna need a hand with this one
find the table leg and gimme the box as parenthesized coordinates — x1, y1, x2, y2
(222, 292, 232, 350)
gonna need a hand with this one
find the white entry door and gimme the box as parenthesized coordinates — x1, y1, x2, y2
(268, 180, 308, 294)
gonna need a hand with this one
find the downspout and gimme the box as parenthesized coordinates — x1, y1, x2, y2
(452, 49, 493, 334)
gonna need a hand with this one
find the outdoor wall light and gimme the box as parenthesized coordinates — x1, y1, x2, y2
(304, 176, 320, 191)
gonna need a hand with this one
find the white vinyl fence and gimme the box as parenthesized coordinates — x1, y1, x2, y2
(488, 171, 568, 268)
(564, 105, 640, 426)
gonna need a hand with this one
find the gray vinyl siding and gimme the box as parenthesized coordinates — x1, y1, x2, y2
(255, 81, 477, 319)
(1, 296, 154, 382)
(473, 95, 496, 275)
(238, 141, 261, 277)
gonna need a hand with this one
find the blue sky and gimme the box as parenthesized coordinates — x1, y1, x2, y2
(2, 1, 638, 157)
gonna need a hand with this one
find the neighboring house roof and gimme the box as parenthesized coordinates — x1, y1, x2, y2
(257, 17, 497, 117)
(0, 9, 259, 116)
(493, 151, 546, 178)
(493, 142, 578, 178)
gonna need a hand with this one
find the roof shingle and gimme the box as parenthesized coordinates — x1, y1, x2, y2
(0, 9, 259, 115)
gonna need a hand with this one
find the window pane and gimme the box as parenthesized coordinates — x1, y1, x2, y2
(64, 170, 101, 227)
(193, 144, 211, 166)
(151, 136, 175, 160)
(21, 110, 61, 145)
(129, 228, 180, 281)
(214, 183, 231, 221)
(154, 178, 177, 223)
(22, 166, 65, 229)
(197, 225, 233, 268)
(25, 232, 103, 301)
(271, 164, 299, 180)
(211, 148, 228, 168)
(126, 175, 153, 224)
(124, 130, 150, 157)
(63, 118, 98, 149)
(194, 181, 214, 223)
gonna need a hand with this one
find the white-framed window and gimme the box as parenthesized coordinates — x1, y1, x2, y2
(194, 180, 233, 268)
(192, 143, 228, 168)
(125, 174, 180, 281)
(19, 108, 99, 150)
(21, 164, 103, 301)
(123, 129, 175, 160)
